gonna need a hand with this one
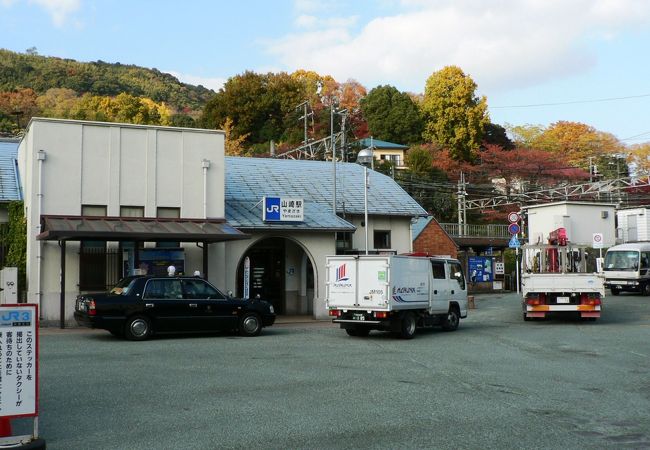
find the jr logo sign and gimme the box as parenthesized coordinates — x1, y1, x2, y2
(263, 197, 281, 221)
(0, 309, 32, 327)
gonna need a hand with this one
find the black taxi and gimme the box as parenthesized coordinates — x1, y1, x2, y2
(74, 275, 276, 340)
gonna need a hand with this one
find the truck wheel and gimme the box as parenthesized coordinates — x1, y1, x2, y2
(642, 284, 650, 296)
(610, 288, 620, 296)
(346, 327, 370, 337)
(356, 328, 370, 337)
(399, 313, 416, 339)
(124, 315, 151, 341)
(442, 308, 460, 331)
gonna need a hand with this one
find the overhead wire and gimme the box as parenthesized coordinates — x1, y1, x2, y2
(491, 93, 650, 109)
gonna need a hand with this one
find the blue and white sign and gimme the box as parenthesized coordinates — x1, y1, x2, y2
(508, 235, 521, 248)
(0, 304, 38, 418)
(508, 223, 521, 235)
(469, 256, 494, 283)
(263, 197, 304, 222)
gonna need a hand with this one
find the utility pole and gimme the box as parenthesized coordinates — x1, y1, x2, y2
(296, 101, 312, 146)
(457, 172, 467, 237)
(339, 109, 347, 161)
(331, 103, 337, 214)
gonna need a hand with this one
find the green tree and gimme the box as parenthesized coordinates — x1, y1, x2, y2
(36, 88, 79, 118)
(360, 85, 422, 145)
(4, 202, 27, 296)
(505, 123, 545, 148)
(201, 71, 306, 144)
(421, 66, 489, 161)
(405, 145, 433, 175)
(483, 122, 514, 150)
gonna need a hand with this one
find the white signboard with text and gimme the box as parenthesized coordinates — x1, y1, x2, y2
(592, 233, 604, 249)
(0, 305, 38, 418)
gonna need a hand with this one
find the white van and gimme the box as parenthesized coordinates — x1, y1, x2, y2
(603, 242, 650, 295)
(325, 254, 468, 339)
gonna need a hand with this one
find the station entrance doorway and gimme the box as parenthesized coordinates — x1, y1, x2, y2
(237, 237, 314, 316)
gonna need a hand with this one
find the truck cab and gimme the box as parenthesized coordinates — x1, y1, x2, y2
(603, 243, 650, 295)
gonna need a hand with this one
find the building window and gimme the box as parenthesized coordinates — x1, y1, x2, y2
(157, 207, 180, 218)
(120, 206, 144, 217)
(380, 154, 402, 166)
(335, 232, 353, 254)
(374, 230, 391, 249)
(82, 205, 107, 217)
(156, 207, 181, 248)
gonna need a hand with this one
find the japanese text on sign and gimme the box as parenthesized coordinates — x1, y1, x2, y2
(0, 305, 38, 417)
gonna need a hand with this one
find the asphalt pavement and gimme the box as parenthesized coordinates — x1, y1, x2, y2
(13, 291, 650, 449)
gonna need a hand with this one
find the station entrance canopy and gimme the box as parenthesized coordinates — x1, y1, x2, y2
(36, 215, 249, 329)
(36, 215, 248, 243)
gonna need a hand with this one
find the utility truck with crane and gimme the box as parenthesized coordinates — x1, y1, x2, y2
(521, 227, 604, 321)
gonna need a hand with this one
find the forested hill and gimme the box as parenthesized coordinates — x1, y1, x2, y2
(0, 48, 215, 111)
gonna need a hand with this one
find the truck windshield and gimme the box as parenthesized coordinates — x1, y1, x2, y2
(604, 251, 639, 271)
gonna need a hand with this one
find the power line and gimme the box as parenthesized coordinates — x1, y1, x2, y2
(491, 93, 650, 109)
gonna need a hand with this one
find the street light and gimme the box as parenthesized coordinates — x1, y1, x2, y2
(357, 146, 374, 255)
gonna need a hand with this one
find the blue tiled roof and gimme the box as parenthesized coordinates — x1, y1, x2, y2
(0, 139, 22, 202)
(225, 157, 426, 230)
(357, 138, 408, 150)
(226, 200, 355, 231)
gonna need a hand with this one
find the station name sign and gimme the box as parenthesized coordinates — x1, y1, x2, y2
(263, 196, 304, 222)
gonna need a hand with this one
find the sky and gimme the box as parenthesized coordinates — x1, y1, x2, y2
(2, 0, 650, 145)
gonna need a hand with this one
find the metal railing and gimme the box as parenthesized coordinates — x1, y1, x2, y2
(440, 223, 511, 238)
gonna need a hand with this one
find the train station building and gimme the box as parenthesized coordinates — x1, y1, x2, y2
(13, 118, 426, 325)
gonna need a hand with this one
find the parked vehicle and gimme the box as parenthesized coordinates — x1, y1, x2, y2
(521, 229, 604, 321)
(74, 275, 276, 340)
(603, 242, 650, 295)
(325, 254, 468, 339)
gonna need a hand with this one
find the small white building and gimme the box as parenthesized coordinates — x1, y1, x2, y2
(525, 201, 616, 247)
(615, 207, 650, 243)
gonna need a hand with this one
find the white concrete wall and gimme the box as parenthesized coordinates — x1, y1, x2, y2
(526, 202, 616, 247)
(348, 215, 413, 254)
(616, 209, 650, 242)
(18, 118, 225, 324)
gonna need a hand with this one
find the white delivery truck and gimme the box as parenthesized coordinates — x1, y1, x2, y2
(521, 238, 604, 321)
(603, 242, 650, 295)
(325, 254, 468, 339)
